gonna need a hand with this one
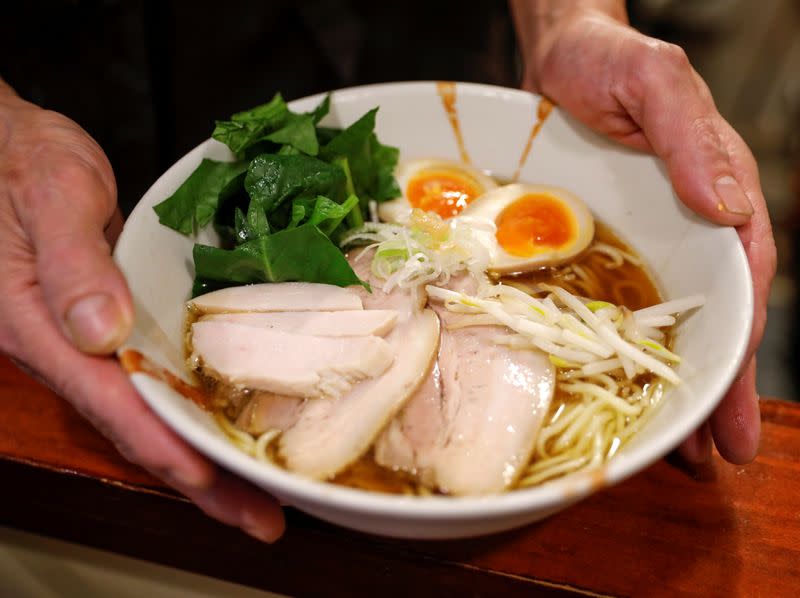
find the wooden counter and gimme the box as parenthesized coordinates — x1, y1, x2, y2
(0, 355, 798, 597)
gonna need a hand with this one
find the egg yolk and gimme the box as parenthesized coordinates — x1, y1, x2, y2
(406, 170, 481, 218)
(495, 193, 576, 257)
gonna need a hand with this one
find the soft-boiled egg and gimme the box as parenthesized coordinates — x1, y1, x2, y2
(461, 184, 595, 274)
(378, 159, 498, 224)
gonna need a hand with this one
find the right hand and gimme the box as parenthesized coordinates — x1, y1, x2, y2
(510, 2, 777, 465)
(0, 82, 285, 542)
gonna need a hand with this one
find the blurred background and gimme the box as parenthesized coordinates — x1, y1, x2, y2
(2, 0, 798, 400)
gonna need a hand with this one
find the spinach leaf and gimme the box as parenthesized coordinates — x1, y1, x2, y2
(244, 154, 344, 214)
(231, 93, 288, 123)
(291, 194, 360, 236)
(319, 108, 400, 204)
(316, 126, 342, 145)
(308, 94, 331, 124)
(320, 108, 377, 199)
(370, 133, 401, 200)
(153, 159, 247, 235)
(333, 158, 364, 228)
(286, 202, 307, 229)
(277, 144, 301, 156)
(192, 223, 365, 296)
(233, 207, 248, 243)
(212, 94, 289, 156)
(265, 113, 318, 156)
(233, 200, 270, 244)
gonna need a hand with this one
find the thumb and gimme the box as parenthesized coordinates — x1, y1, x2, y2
(18, 159, 133, 354)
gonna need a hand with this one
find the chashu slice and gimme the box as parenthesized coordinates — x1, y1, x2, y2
(191, 321, 393, 399)
(376, 323, 555, 495)
(236, 393, 306, 436)
(200, 309, 397, 337)
(433, 325, 554, 495)
(375, 272, 555, 495)
(279, 308, 440, 479)
(189, 282, 363, 314)
(346, 247, 427, 317)
(373, 362, 442, 485)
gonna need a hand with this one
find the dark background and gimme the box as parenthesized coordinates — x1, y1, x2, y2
(0, 0, 517, 214)
(2, 0, 798, 400)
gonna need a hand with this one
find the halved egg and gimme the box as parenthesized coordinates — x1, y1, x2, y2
(378, 159, 498, 224)
(461, 184, 595, 274)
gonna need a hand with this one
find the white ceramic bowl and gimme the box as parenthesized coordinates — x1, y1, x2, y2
(114, 82, 752, 539)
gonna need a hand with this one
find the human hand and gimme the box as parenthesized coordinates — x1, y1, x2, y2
(510, 1, 777, 464)
(0, 81, 284, 540)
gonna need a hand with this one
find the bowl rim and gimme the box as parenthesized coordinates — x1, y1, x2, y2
(116, 80, 754, 520)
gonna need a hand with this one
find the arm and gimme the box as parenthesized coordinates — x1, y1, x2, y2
(0, 78, 284, 541)
(509, 1, 777, 464)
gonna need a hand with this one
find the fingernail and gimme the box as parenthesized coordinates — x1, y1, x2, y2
(65, 293, 129, 354)
(242, 509, 282, 544)
(714, 176, 753, 217)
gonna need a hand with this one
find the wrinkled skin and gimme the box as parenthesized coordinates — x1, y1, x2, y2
(511, 2, 776, 464)
(0, 2, 777, 543)
(0, 87, 285, 543)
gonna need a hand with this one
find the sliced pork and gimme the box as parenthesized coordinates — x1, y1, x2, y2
(432, 325, 554, 494)
(191, 321, 393, 399)
(375, 274, 555, 495)
(272, 249, 439, 479)
(236, 393, 305, 435)
(279, 308, 440, 479)
(200, 309, 397, 337)
(347, 248, 427, 316)
(189, 282, 363, 314)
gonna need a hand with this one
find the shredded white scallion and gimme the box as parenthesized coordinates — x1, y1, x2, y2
(426, 282, 704, 384)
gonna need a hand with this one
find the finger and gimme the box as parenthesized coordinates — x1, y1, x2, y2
(35, 331, 283, 541)
(677, 421, 712, 465)
(14, 159, 133, 354)
(74, 359, 219, 488)
(173, 469, 286, 543)
(710, 358, 760, 464)
(104, 205, 125, 247)
(612, 40, 755, 226)
(7, 279, 285, 541)
(724, 123, 777, 363)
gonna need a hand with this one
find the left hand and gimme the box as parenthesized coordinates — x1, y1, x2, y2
(510, 2, 777, 464)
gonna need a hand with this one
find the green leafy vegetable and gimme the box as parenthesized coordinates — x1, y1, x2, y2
(212, 93, 327, 157)
(320, 108, 401, 202)
(244, 154, 344, 214)
(153, 159, 247, 235)
(192, 224, 365, 296)
(154, 93, 399, 295)
(307, 94, 331, 124)
(212, 94, 289, 156)
(370, 134, 401, 200)
(265, 113, 319, 156)
(316, 126, 342, 145)
(333, 158, 363, 229)
(320, 108, 377, 199)
(233, 200, 270, 244)
(296, 194, 360, 236)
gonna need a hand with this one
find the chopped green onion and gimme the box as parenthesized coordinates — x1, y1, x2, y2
(586, 300, 614, 312)
(549, 355, 581, 369)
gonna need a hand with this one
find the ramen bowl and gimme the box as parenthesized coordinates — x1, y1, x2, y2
(114, 82, 752, 539)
